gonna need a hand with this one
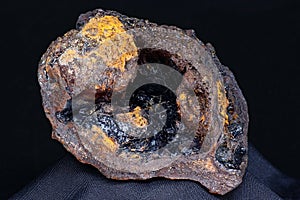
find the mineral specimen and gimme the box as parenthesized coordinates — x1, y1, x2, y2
(38, 9, 248, 195)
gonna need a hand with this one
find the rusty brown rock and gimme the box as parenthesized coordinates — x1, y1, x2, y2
(38, 9, 248, 195)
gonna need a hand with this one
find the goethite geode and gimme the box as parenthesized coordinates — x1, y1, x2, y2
(38, 9, 248, 195)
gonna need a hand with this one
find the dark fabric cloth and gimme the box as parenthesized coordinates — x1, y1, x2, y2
(10, 144, 300, 200)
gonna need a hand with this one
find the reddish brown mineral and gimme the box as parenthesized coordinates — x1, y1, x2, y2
(38, 9, 248, 195)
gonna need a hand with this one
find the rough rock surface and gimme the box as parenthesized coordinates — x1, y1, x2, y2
(38, 9, 248, 195)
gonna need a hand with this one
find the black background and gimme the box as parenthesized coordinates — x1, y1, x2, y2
(1, 0, 299, 199)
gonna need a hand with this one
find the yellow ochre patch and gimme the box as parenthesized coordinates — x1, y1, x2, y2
(217, 81, 229, 125)
(91, 125, 117, 152)
(82, 15, 125, 40)
(192, 158, 217, 172)
(115, 106, 148, 128)
(59, 49, 79, 65)
(179, 93, 187, 101)
(129, 106, 148, 128)
(81, 15, 138, 72)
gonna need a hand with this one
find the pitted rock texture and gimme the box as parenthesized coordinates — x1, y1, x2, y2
(38, 9, 248, 195)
